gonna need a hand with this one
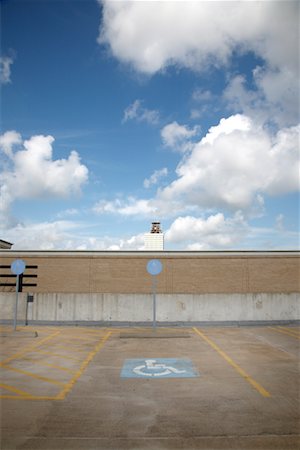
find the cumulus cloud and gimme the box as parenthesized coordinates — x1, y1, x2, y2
(0, 130, 22, 158)
(99, 1, 299, 128)
(95, 1, 299, 237)
(159, 114, 300, 212)
(161, 121, 200, 152)
(2, 221, 80, 250)
(93, 196, 157, 217)
(224, 68, 299, 128)
(165, 212, 247, 250)
(99, 1, 298, 75)
(123, 99, 159, 125)
(0, 131, 89, 227)
(192, 88, 213, 102)
(93, 113, 299, 221)
(1, 219, 147, 251)
(107, 233, 145, 251)
(0, 56, 14, 84)
(144, 167, 168, 189)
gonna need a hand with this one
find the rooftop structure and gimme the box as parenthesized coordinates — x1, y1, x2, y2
(144, 222, 164, 250)
(0, 239, 13, 249)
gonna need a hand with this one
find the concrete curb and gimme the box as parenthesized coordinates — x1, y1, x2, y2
(0, 330, 38, 338)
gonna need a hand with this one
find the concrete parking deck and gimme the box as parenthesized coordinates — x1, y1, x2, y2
(0, 325, 299, 450)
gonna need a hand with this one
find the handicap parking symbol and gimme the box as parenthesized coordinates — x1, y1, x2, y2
(121, 358, 199, 379)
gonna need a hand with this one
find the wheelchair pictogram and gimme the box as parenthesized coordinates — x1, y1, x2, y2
(121, 358, 199, 379)
(133, 359, 186, 377)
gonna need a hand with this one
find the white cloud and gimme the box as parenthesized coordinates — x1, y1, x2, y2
(161, 121, 200, 152)
(93, 196, 157, 216)
(165, 212, 247, 250)
(0, 56, 14, 84)
(99, 1, 299, 128)
(275, 214, 284, 232)
(0, 131, 22, 158)
(0, 131, 89, 228)
(107, 233, 145, 251)
(1, 220, 79, 250)
(201, 114, 250, 145)
(144, 167, 168, 188)
(159, 115, 300, 212)
(123, 99, 159, 125)
(56, 208, 79, 219)
(2, 214, 297, 251)
(99, 1, 298, 75)
(224, 68, 299, 128)
(92, 114, 299, 221)
(192, 88, 213, 102)
(1, 219, 147, 251)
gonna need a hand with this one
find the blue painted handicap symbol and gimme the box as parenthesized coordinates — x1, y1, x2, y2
(121, 358, 199, 378)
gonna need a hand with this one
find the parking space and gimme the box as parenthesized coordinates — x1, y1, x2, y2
(0, 326, 111, 400)
(0, 325, 299, 450)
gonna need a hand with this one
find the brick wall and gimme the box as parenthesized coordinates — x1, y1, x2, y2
(0, 251, 299, 294)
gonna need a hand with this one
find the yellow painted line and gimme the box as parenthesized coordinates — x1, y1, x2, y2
(0, 395, 59, 400)
(1, 331, 61, 364)
(269, 327, 300, 340)
(193, 328, 271, 398)
(57, 339, 95, 346)
(63, 329, 108, 336)
(42, 344, 91, 352)
(34, 350, 82, 361)
(56, 331, 112, 400)
(0, 383, 32, 397)
(59, 335, 102, 342)
(0, 364, 65, 386)
(278, 327, 300, 337)
(19, 357, 77, 374)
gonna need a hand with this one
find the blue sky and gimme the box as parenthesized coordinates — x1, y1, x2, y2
(0, 0, 299, 250)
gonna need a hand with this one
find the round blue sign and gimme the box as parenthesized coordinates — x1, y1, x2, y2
(147, 259, 163, 276)
(11, 259, 26, 275)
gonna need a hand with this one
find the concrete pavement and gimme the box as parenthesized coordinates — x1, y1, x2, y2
(0, 325, 299, 450)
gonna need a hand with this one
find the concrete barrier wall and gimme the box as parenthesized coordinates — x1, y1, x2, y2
(1, 251, 298, 323)
(1, 292, 299, 323)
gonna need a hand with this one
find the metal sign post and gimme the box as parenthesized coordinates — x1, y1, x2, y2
(11, 259, 26, 331)
(152, 275, 157, 329)
(146, 259, 163, 329)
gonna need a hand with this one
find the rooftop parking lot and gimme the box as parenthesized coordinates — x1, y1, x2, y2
(0, 324, 299, 450)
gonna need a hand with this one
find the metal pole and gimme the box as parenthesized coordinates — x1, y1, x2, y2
(13, 275, 19, 331)
(25, 294, 28, 326)
(152, 275, 156, 330)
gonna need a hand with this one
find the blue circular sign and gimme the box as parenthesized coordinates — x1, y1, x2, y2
(147, 259, 163, 276)
(11, 259, 26, 275)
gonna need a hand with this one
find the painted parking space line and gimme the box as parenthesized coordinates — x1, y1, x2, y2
(58, 335, 104, 342)
(0, 383, 32, 398)
(56, 330, 112, 399)
(34, 350, 83, 361)
(0, 365, 66, 386)
(193, 328, 271, 398)
(41, 344, 95, 352)
(0, 331, 61, 365)
(269, 327, 300, 340)
(278, 327, 300, 337)
(19, 357, 77, 374)
(0, 330, 112, 401)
